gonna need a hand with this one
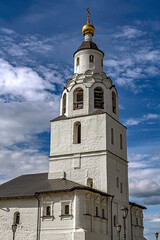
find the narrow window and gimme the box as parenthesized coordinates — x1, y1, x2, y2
(94, 87, 104, 109)
(114, 215, 117, 226)
(89, 55, 94, 63)
(73, 88, 83, 110)
(101, 59, 103, 67)
(73, 122, 81, 144)
(136, 217, 138, 225)
(76, 57, 79, 66)
(102, 209, 105, 218)
(14, 212, 20, 224)
(65, 205, 69, 215)
(87, 178, 93, 188)
(111, 128, 114, 145)
(62, 93, 66, 114)
(120, 182, 123, 193)
(96, 206, 99, 217)
(120, 134, 123, 150)
(46, 206, 51, 216)
(112, 92, 116, 114)
(116, 177, 119, 188)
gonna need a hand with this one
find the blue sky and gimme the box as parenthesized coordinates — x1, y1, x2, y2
(0, 0, 160, 239)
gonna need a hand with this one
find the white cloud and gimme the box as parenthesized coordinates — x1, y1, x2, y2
(0, 147, 49, 184)
(0, 27, 15, 35)
(114, 26, 145, 39)
(125, 113, 160, 126)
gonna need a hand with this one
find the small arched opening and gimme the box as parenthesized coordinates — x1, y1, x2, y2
(112, 92, 116, 114)
(62, 93, 66, 115)
(87, 178, 93, 188)
(14, 212, 20, 224)
(73, 122, 81, 144)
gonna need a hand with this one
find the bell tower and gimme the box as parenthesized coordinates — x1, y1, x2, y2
(48, 10, 128, 209)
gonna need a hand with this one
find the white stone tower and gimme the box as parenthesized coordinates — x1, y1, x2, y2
(48, 10, 130, 239)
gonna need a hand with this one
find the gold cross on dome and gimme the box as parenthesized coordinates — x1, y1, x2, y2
(87, 8, 90, 22)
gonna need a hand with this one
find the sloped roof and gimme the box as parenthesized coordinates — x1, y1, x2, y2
(74, 41, 104, 56)
(129, 201, 147, 210)
(0, 172, 112, 199)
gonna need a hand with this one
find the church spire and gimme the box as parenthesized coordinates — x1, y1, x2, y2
(82, 8, 95, 41)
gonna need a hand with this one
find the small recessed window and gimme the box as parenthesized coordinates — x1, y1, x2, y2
(62, 93, 66, 115)
(87, 178, 93, 188)
(120, 134, 123, 150)
(120, 182, 123, 193)
(96, 206, 99, 217)
(114, 215, 117, 226)
(102, 208, 105, 218)
(112, 92, 116, 114)
(65, 205, 69, 215)
(136, 217, 138, 225)
(101, 59, 103, 67)
(111, 128, 114, 145)
(14, 212, 20, 224)
(89, 55, 94, 63)
(116, 177, 119, 188)
(46, 206, 51, 216)
(73, 122, 81, 144)
(76, 57, 79, 66)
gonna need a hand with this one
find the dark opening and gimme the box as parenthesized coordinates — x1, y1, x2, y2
(65, 205, 69, 215)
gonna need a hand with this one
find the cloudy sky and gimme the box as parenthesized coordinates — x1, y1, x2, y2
(0, 0, 160, 238)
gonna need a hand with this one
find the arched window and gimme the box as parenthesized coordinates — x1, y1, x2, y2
(102, 208, 105, 218)
(89, 55, 94, 63)
(65, 205, 69, 215)
(120, 182, 123, 193)
(87, 178, 93, 188)
(62, 93, 66, 115)
(96, 206, 99, 217)
(120, 134, 123, 150)
(14, 212, 20, 224)
(76, 57, 79, 66)
(116, 177, 119, 188)
(111, 128, 114, 145)
(46, 206, 51, 216)
(73, 122, 81, 144)
(73, 88, 83, 110)
(94, 87, 104, 109)
(101, 59, 103, 67)
(112, 92, 116, 114)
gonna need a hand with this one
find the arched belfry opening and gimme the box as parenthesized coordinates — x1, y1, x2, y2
(62, 93, 66, 115)
(112, 91, 116, 114)
(94, 87, 104, 109)
(73, 88, 83, 110)
(73, 122, 81, 144)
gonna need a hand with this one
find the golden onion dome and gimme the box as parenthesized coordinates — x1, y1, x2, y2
(82, 19, 95, 36)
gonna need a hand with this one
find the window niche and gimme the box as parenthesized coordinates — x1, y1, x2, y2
(14, 212, 20, 224)
(87, 178, 93, 188)
(120, 134, 123, 150)
(94, 87, 104, 109)
(73, 122, 81, 144)
(89, 55, 94, 63)
(42, 202, 54, 220)
(73, 88, 83, 110)
(60, 201, 72, 219)
(116, 177, 119, 188)
(112, 91, 116, 114)
(120, 182, 123, 193)
(62, 93, 66, 115)
(111, 128, 114, 145)
(76, 57, 79, 66)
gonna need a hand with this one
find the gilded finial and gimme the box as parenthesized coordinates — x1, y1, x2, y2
(82, 8, 95, 36)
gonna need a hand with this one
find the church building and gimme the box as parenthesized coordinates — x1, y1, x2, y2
(0, 11, 146, 240)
